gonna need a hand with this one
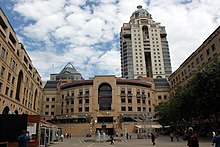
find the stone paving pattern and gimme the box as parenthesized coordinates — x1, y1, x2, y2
(51, 135, 213, 147)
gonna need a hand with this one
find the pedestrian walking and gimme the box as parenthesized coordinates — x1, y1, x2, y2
(170, 132, 174, 142)
(212, 129, 220, 147)
(175, 131, 179, 142)
(151, 133, 156, 145)
(60, 134, 64, 142)
(110, 135, 114, 145)
(184, 127, 199, 147)
(17, 130, 30, 147)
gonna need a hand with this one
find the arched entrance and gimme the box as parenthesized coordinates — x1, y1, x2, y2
(2, 106, 10, 114)
(14, 110, 19, 115)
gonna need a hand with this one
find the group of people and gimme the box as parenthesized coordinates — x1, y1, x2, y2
(64, 133, 72, 139)
(152, 126, 219, 147)
(17, 127, 220, 147)
(183, 127, 199, 147)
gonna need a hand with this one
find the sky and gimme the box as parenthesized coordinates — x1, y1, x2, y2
(0, 0, 220, 81)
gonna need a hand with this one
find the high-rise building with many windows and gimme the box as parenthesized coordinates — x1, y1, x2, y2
(120, 5, 172, 79)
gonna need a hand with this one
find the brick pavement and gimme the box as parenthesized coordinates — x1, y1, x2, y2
(50, 136, 213, 147)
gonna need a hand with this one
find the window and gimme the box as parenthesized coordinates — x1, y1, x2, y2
(12, 77, 15, 85)
(71, 108, 74, 113)
(85, 99, 89, 104)
(79, 99, 82, 104)
(211, 44, 216, 51)
(0, 82, 2, 93)
(206, 48, 210, 56)
(45, 112, 49, 115)
(5, 87, 9, 96)
(71, 100, 74, 104)
(85, 107, 89, 112)
(78, 107, 82, 112)
(10, 90, 13, 98)
(1, 66, 5, 77)
(148, 100, 151, 105)
(137, 107, 141, 111)
(200, 54, 204, 60)
(128, 107, 132, 111)
(137, 99, 141, 103)
(191, 62, 195, 68)
(0, 47, 6, 60)
(121, 98, 125, 103)
(149, 108, 152, 112)
(128, 98, 132, 103)
(52, 98, 55, 101)
(10, 59, 16, 71)
(7, 73, 11, 82)
(164, 95, 167, 99)
(51, 112, 54, 115)
(188, 65, 191, 72)
(46, 98, 49, 101)
(66, 109, 69, 113)
(196, 58, 199, 64)
(51, 105, 55, 108)
(158, 96, 162, 99)
(121, 107, 126, 111)
(46, 105, 49, 108)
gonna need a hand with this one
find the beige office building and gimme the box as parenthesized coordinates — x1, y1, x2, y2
(120, 5, 172, 79)
(169, 26, 220, 91)
(0, 8, 44, 115)
(42, 63, 170, 136)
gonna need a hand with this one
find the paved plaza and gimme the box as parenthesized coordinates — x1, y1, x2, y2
(51, 135, 212, 147)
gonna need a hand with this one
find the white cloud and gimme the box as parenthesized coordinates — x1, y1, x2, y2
(7, 0, 220, 80)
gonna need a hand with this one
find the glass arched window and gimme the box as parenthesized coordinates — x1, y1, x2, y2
(15, 70, 23, 101)
(98, 83, 112, 111)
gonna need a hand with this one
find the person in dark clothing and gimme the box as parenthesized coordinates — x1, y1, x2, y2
(17, 130, 30, 147)
(110, 135, 114, 145)
(212, 129, 220, 147)
(151, 133, 155, 145)
(184, 127, 199, 147)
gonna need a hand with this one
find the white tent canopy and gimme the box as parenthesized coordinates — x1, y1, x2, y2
(135, 124, 162, 129)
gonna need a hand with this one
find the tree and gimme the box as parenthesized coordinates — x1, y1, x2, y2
(155, 58, 220, 128)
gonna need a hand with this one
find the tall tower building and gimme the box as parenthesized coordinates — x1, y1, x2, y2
(120, 5, 172, 79)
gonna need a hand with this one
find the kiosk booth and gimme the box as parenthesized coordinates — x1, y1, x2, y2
(0, 115, 58, 147)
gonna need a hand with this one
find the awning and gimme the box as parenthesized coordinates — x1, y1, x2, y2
(152, 125, 162, 129)
(135, 124, 162, 129)
(135, 125, 142, 128)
